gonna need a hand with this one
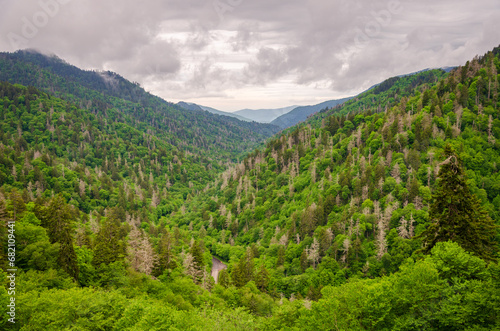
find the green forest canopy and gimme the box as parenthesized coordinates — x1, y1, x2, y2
(0, 47, 499, 330)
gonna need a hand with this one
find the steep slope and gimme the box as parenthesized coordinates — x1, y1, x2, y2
(311, 69, 450, 129)
(172, 48, 500, 302)
(0, 50, 280, 162)
(0, 82, 214, 211)
(0, 47, 499, 330)
(269, 69, 448, 131)
(271, 97, 352, 129)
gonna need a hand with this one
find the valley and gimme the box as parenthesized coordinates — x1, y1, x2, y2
(0, 46, 499, 330)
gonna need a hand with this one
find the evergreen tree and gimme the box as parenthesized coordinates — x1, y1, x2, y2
(232, 248, 254, 287)
(276, 246, 285, 267)
(300, 249, 309, 272)
(190, 240, 205, 273)
(417, 145, 498, 261)
(37, 195, 79, 281)
(300, 204, 317, 238)
(218, 268, 230, 288)
(9, 190, 25, 222)
(92, 208, 127, 267)
(154, 230, 177, 276)
(183, 240, 205, 283)
(231, 259, 245, 288)
(255, 264, 270, 292)
(0, 198, 10, 271)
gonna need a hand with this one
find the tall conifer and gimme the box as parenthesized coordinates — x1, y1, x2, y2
(92, 208, 127, 267)
(417, 145, 498, 261)
(38, 195, 79, 281)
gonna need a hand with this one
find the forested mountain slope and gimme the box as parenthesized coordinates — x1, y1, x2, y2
(177, 49, 500, 271)
(166, 48, 500, 327)
(0, 50, 280, 162)
(0, 70, 277, 329)
(271, 97, 352, 129)
(0, 82, 223, 209)
(0, 47, 498, 330)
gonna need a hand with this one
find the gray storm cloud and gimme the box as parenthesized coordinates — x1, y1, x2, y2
(0, 0, 499, 109)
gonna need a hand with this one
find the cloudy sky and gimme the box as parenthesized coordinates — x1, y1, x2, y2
(0, 0, 499, 111)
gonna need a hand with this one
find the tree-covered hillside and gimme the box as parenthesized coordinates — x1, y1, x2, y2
(175, 48, 500, 275)
(0, 47, 499, 330)
(271, 97, 352, 129)
(0, 82, 224, 210)
(165, 48, 500, 328)
(0, 50, 280, 162)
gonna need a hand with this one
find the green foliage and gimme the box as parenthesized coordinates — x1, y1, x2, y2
(0, 269, 12, 327)
(232, 249, 254, 288)
(92, 209, 127, 268)
(0, 50, 278, 164)
(267, 242, 500, 330)
(75, 246, 96, 287)
(1, 46, 500, 330)
(418, 145, 499, 261)
(36, 195, 79, 280)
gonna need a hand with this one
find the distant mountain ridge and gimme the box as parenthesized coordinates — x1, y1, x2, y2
(271, 97, 353, 129)
(234, 105, 299, 123)
(177, 102, 301, 125)
(176, 102, 252, 122)
(0, 49, 281, 161)
(177, 66, 456, 130)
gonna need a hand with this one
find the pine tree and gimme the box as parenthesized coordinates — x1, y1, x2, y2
(417, 145, 498, 261)
(255, 264, 270, 292)
(37, 195, 79, 281)
(218, 268, 230, 288)
(92, 208, 127, 267)
(155, 230, 177, 276)
(300, 249, 308, 272)
(188, 240, 205, 283)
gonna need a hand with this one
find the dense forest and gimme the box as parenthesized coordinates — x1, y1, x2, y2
(0, 47, 499, 330)
(0, 50, 280, 162)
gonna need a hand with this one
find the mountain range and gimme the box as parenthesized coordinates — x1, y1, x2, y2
(176, 102, 301, 125)
(176, 101, 253, 122)
(232, 105, 298, 123)
(0, 46, 499, 330)
(270, 97, 352, 129)
(177, 100, 354, 130)
(177, 67, 457, 130)
(0, 50, 280, 161)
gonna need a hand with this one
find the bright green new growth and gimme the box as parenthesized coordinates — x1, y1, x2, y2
(0, 46, 499, 329)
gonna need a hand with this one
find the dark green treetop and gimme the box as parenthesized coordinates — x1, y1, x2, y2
(418, 145, 498, 261)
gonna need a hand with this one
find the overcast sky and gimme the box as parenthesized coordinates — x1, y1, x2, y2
(0, 0, 499, 111)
